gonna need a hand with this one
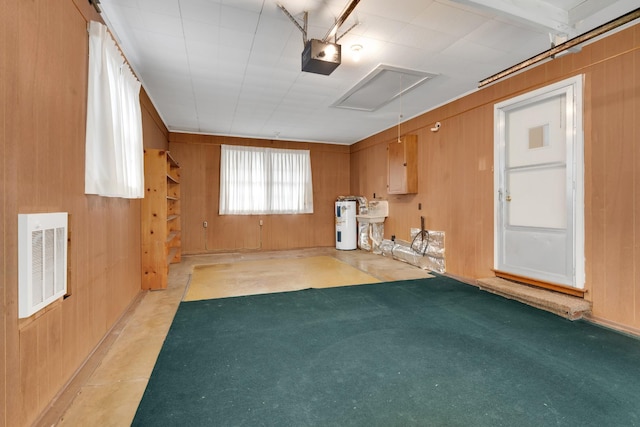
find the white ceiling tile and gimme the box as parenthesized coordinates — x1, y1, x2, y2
(219, 4, 260, 30)
(412, 2, 487, 37)
(255, 16, 296, 45)
(360, 0, 434, 23)
(183, 20, 220, 45)
(216, 44, 252, 67)
(99, 0, 632, 144)
(179, 0, 222, 24)
(102, 4, 145, 32)
(440, 38, 510, 65)
(571, 0, 639, 33)
(218, 27, 256, 49)
(185, 46, 219, 74)
(138, 11, 184, 38)
(136, 34, 189, 71)
(220, 0, 267, 14)
(390, 24, 457, 52)
(246, 53, 283, 73)
(105, 0, 138, 7)
(465, 19, 548, 52)
(137, 0, 181, 16)
(355, 14, 407, 42)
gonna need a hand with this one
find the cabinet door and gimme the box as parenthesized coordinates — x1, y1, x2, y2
(387, 135, 417, 194)
(388, 140, 407, 193)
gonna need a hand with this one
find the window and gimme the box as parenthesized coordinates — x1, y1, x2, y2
(219, 145, 314, 215)
(85, 21, 144, 199)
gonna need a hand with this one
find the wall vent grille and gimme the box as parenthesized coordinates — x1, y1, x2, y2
(18, 212, 68, 319)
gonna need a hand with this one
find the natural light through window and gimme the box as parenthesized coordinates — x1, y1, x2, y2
(85, 21, 144, 199)
(219, 145, 314, 215)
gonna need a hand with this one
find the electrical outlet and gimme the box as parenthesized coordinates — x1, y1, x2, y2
(259, 219, 263, 226)
(203, 221, 208, 228)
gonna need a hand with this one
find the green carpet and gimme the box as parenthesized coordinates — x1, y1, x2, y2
(133, 277, 640, 426)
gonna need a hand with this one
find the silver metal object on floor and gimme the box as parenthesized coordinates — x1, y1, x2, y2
(379, 229, 445, 273)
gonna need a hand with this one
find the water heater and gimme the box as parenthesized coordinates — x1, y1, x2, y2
(335, 200, 357, 250)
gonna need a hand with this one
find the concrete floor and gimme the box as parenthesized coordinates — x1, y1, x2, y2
(46, 248, 432, 426)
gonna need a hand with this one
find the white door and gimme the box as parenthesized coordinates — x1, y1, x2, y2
(494, 76, 584, 288)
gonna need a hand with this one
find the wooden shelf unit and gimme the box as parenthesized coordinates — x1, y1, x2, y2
(141, 149, 181, 290)
(387, 134, 418, 194)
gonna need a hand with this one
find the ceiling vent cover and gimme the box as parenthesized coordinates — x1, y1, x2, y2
(333, 65, 437, 111)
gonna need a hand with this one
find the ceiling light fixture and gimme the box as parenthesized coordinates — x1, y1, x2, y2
(351, 44, 363, 62)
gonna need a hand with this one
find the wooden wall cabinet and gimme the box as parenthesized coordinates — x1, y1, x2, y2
(387, 134, 418, 194)
(141, 149, 181, 290)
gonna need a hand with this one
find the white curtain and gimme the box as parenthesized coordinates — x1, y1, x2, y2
(85, 21, 144, 199)
(219, 145, 314, 215)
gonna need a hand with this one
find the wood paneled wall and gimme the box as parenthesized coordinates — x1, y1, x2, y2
(169, 134, 351, 253)
(586, 28, 640, 333)
(351, 23, 640, 334)
(1, 2, 637, 424)
(0, 1, 169, 426)
(350, 105, 495, 280)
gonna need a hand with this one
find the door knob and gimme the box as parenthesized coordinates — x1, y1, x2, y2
(506, 195, 512, 202)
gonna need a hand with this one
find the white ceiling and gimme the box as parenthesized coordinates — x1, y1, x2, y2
(100, 0, 639, 145)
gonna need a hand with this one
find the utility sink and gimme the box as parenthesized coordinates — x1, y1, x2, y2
(355, 214, 386, 224)
(356, 200, 388, 224)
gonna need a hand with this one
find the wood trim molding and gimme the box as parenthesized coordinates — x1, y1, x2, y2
(586, 315, 640, 338)
(493, 270, 586, 298)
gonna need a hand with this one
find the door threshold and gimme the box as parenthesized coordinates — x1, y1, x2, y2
(493, 270, 586, 298)
(478, 276, 591, 320)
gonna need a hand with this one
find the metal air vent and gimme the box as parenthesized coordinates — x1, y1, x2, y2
(18, 212, 68, 318)
(333, 65, 438, 111)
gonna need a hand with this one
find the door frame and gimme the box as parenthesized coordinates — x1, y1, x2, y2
(494, 75, 585, 289)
